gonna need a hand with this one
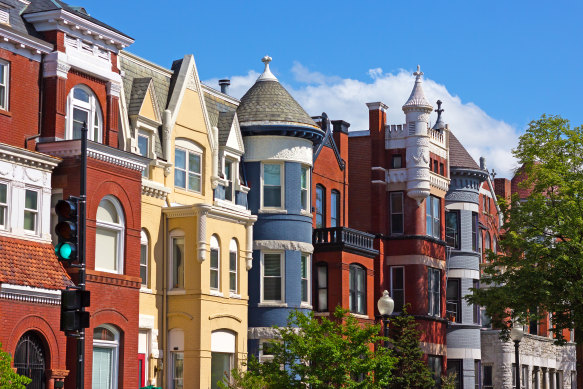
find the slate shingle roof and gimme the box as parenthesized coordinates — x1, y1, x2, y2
(203, 90, 239, 147)
(0, 235, 72, 290)
(217, 111, 236, 147)
(128, 78, 152, 117)
(237, 80, 318, 128)
(449, 131, 480, 169)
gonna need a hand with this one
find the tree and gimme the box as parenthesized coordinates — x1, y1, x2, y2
(0, 342, 32, 389)
(388, 306, 435, 389)
(467, 115, 583, 387)
(222, 307, 397, 388)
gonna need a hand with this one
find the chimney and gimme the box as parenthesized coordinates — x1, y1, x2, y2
(332, 120, 350, 163)
(480, 156, 487, 170)
(219, 79, 230, 95)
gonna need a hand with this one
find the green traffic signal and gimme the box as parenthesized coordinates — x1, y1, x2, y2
(54, 198, 79, 263)
(56, 242, 76, 261)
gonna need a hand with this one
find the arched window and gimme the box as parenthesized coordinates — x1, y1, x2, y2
(316, 185, 325, 228)
(493, 236, 498, 254)
(170, 230, 185, 290)
(229, 239, 238, 294)
(349, 264, 366, 315)
(210, 235, 220, 291)
(93, 325, 119, 389)
(485, 232, 491, 252)
(66, 85, 103, 142)
(14, 331, 46, 388)
(168, 329, 184, 389)
(95, 196, 125, 274)
(210, 330, 236, 389)
(330, 190, 340, 227)
(140, 230, 149, 287)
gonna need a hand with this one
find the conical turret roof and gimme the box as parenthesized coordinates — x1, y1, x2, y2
(402, 65, 433, 111)
(237, 56, 320, 129)
(449, 132, 480, 170)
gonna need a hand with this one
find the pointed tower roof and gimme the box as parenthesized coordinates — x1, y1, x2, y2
(402, 65, 433, 111)
(237, 56, 320, 130)
(449, 132, 480, 170)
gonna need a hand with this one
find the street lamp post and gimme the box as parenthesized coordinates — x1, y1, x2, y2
(377, 290, 395, 349)
(510, 323, 524, 389)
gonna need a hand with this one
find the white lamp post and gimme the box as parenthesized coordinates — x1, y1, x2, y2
(510, 322, 524, 389)
(377, 290, 395, 348)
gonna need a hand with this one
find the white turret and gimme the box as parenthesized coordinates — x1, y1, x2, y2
(402, 65, 433, 204)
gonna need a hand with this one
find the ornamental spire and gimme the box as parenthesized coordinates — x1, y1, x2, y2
(257, 55, 278, 82)
(402, 64, 432, 111)
(433, 100, 446, 130)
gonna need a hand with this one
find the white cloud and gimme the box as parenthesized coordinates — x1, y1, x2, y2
(204, 70, 260, 100)
(204, 64, 520, 178)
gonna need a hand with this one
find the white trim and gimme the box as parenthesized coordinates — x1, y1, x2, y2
(66, 85, 103, 142)
(447, 269, 480, 279)
(210, 235, 220, 291)
(366, 102, 388, 112)
(244, 136, 313, 166)
(385, 254, 446, 269)
(253, 240, 313, 253)
(261, 161, 284, 211)
(260, 251, 285, 304)
(93, 325, 120, 389)
(445, 347, 481, 360)
(229, 239, 238, 294)
(0, 25, 53, 55)
(300, 165, 310, 213)
(0, 283, 61, 305)
(0, 59, 8, 111)
(300, 253, 311, 306)
(169, 230, 185, 290)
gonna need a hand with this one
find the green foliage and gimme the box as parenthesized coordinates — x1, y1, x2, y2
(0, 342, 32, 389)
(467, 114, 583, 344)
(440, 372, 458, 389)
(222, 307, 397, 388)
(387, 305, 435, 389)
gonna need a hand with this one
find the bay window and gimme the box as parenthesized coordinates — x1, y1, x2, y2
(210, 235, 220, 291)
(262, 252, 284, 303)
(446, 278, 461, 322)
(301, 254, 310, 305)
(301, 166, 309, 212)
(0, 60, 8, 111)
(224, 160, 234, 202)
(390, 266, 405, 313)
(445, 210, 460, 249)
(137, 132, 149, 178)
(349, 264, 366, 315)
(0, 182, 7, 229)
(428, 267, 441, 316)
(262, 163, 283, 208)
(23, 189, 38, 233)
(390, 192, 404, 235)
(426, 195, 441, 239)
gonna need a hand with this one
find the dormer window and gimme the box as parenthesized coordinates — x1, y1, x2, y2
(66, 85, 103, 143)
(137, 131, 149, 178)
(224, 159, 234, 202)
(0, 6, 9, 25)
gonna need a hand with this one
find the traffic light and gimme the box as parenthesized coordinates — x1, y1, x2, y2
(54, 198, 78, 263)
(60, 289, 90, 332)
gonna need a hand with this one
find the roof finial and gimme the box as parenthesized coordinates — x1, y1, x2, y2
(432, 100, 446, 131)
(258, 55, 277, 82)
(414, 64, 423, 79)
(436, 100, 444, 117)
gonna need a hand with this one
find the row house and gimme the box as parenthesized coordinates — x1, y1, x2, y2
(311, 114, 378, 324)
(1, 1, 147, 388)
(348, 67, 450, 382)
(119, 51, 255, 389)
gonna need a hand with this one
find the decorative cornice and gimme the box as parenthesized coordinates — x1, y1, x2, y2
(0, 284, 61, 305)
(366, 102, 388, 112)
(209, 313, 242, 322)
(0, 25, 53, 56)
(141, 179, 170, 200)
(86, 271, 141, 289)
(107, 81, 122, 97)
(253, 240, 313, 253)
(0, 143, 60, 171)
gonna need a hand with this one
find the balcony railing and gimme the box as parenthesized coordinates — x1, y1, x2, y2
(313, 227, 378, 258)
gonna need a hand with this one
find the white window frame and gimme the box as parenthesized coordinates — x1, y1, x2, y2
(210, 235, 220, 291)
(0, 60, 8, 111)
(92, 324, 119, 389)
(261, 162, 284, 210)
(174, 139, 203, 194)
(168, 328, 184, 389)
(0, 181, 9, 230)
(260, 251, 285, 304)
(224, 158, 236, 202)
(66, 85, 103, 142)
(169, 230, 185, 291)
(300, 253, 311, 306)
(390, 266, 405, 313)
(330, 189, 340, 227)
(140, 230, 149, 288)
(137, 131, 150, 178)
(349, 264, 367, 315)
(300, 165, 310, 212)
(23, 188, 39, 235)
(95, 196, 125, 274)
(259, 339, 276, 363)
(229, 239, 238, 295)
(428, 267, 441, 317)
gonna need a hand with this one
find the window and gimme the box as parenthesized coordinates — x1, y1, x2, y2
(445, 211, 460, 249)
(210, 235, 220, 291)
(349, 264, 367, 315)
(67, 85, 103, 142)
(571, 371, 576, 389)
(529, 307, 538, 335)
(439, 163, 444, 176)
(524, 366, 530, 389)
(316, 185, 325, 228)
(171, 235, 185, 289)
(138, 132, 149, 178)
(0, 60, 8, 111)
(0, 182, 7, 229)
(140, 230, 149, 287)
(211, 331, 235, 389)
(172, 352, 184, 389)
(93, 325, 119, 389)
(95, 196, 125, 273)
(390, 192, 404, 235)
(446, 278, 461, 323)
(428, 355, 442, 387)
(229, 239, 238, 294)
(331, 190, 340, 227)
(392, 154, 402, 169)
(174, 147, 202, 193)
(259, 340, 276, 363)
(316, 263, 328, 311)
(473, 280, 480, 324)
(301, 254, 310, 305)
(301, 166, 309, 212)
(23, 189, 38, 233)
(391, 267, 405, 313)
(224, 160, 234, 202)
(433, 159, 439, 173)
(475, 360, 481, 389)
(493, 236, 498, 254)
(168, 329, 184, 389)
(428, 267, 441, 316)
(446, 359, 462, 389)
(472, 212, 479, 252)
(262, 163, 283, 208)
(483, 365, 493, 389)
(262, 252, 283, 302)
(14, 332, 46, 388)
(485, 232, 491, 252)
(426, 196, 441, 239)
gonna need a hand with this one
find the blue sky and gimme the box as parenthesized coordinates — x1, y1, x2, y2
(83, 0, 582, 176)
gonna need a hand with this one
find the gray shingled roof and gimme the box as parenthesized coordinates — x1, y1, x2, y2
(237, 80, 318, 128)
(449, 131, 480, 169)
(22, 0, 131, 38)
(217, 111, 236, 146)
(119, 53, 173, 160)
(203, 91, 239, 147)
(128, 78, 152, 117)
(1, 0, 42, 38)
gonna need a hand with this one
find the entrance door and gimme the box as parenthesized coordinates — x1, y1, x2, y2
(14, 332, 46, 389)
(138, 353, 146, 388)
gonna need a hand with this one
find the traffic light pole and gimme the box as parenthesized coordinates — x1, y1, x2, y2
(76, 123, 88, 389)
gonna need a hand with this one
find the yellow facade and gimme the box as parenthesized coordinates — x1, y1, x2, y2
(122, 52, 254, 388)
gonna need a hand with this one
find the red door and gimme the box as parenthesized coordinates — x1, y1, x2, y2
(138, 353, 146, 388)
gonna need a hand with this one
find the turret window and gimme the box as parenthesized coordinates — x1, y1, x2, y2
(426, 196, 441, 239)
(261, 252, 284, 303)
(428, 267, 441, 316)
(301, 166, 310, 212)
(262, 163, 283, 209)
(390, 192, 404, 235)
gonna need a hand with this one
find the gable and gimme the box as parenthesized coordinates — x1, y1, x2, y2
(139, 88, 160, 123)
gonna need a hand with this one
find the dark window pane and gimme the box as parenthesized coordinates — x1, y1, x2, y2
(264, 278, 281, 301)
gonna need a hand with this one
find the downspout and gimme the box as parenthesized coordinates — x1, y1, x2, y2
(162, 211, 168, 387)
(342, 159, 347, 226)
(25, 56, 45, 149)
(163, 110, 172, 162)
